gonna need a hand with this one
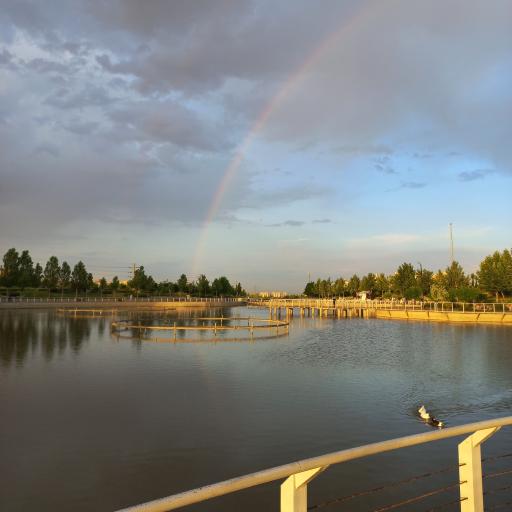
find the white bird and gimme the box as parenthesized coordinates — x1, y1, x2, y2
(418, 405, 430, 419)
(418, 405, 444, 428)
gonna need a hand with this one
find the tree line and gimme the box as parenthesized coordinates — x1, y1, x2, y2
(0, 248, 246, 297)
(304, 249, 512, 301)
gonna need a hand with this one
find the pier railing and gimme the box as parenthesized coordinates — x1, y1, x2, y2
(251, 298, 512, 313)
(116, 416, 512, 512)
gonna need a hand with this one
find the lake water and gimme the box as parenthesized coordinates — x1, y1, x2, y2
(1, 307, 512, 511)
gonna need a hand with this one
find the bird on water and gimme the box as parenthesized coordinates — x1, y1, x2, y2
(418, 405, 444, 428)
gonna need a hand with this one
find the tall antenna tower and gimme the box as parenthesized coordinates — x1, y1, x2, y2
(449, 223, 454, 265)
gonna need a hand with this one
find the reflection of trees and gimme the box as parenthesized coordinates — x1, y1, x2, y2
(0, 311, 92, 367)
(97, 318, 106, 337)
(0, 311, 38, 366)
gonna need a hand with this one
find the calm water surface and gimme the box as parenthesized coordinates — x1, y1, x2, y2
(1, 307, 512, 511)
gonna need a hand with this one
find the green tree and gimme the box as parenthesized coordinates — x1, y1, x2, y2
(404, 286, 422, 300)
(304, 281, 316, 296)
(430, 272, 449, 300)
(235, 282, 245, 296)
(416, 268, 433, 297)
(448, 286, 484, 302)
(347, 275, 361, 296)
(71, 261, 89, 292)
(211, 276, 234, 296)
(87, 273, 96, 291)
(111, 276, 120, 294)
(316, 278, 332, 297)
(156, 280, 175, 295)
(393, 263, 416, 297)
(360, 273, 377, 295)
(375, 273, 389, 297)
(443, 261, 468, 290)
(99, 277, 107, 295)
(196, 274, 210, 296)
(128, 266, 152, 292)
(333, 277, 346, 296)
(60, 261, 71, 291)
(1, 248, 20, 287)
(18, 250, 36, 288)
(43, 256, 60, 289)
(177, 274, 188, 293)
(34, 263, 43, 287)
(187, 280, 197, 295)
(478, 250, 512, 300)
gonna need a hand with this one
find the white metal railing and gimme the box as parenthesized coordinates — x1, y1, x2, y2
(115, 416, 512, 512)
(0, 296, 244, 304)
(251, 298, 512, 314)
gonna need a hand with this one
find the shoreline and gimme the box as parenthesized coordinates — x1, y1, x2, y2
(373, 308, 512, 325)
(0, 299, 246, 310)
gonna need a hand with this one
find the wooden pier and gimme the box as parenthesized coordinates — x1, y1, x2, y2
(248, 298, 512, 325)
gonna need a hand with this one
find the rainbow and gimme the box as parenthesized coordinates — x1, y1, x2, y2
(191, 3, 374, 276)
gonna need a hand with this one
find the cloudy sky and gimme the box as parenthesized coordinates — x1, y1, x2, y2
(0, 0, 510, 291)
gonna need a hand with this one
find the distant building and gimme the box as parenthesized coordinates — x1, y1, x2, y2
(357, 290, 371, 300)
(258, 291, 288, 298)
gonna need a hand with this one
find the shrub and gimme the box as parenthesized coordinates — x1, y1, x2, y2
(404, 286, 422, 300)
(448, 287, 485, 302)
(430, 284, 449, 301)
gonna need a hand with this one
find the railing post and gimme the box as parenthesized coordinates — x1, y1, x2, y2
(280, 467, 326, 512)
(458, 427, 500, 512)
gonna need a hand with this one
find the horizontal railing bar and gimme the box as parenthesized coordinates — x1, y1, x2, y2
(115, 416, 512, 512)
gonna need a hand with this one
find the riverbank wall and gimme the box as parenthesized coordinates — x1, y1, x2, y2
(0, 299, 245, 310)
(373, 309, 512, 324)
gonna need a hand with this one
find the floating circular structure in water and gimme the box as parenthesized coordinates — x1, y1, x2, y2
(57, 308, 119, 318)
(57, 307, 177, 318)
(110, 316, 289, 342)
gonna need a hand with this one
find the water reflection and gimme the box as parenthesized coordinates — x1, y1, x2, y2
(2, 308, 512, 512)
(0, 311, 92, 367)
(112, 308, 278, 342)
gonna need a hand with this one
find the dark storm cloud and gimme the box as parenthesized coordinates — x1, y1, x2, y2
(90, 1, 356, 96)
(262, 2, 512, 173)
(0, 48, 16, 69)
(63, 119, 99, 135)
(106, 99, 228, 151)
(267, 220, 305, 227)
(458, 169, 494, 182)
(0, 0, 511, 244)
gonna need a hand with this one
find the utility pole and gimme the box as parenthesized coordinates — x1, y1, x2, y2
(449, 223, 454, 265)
